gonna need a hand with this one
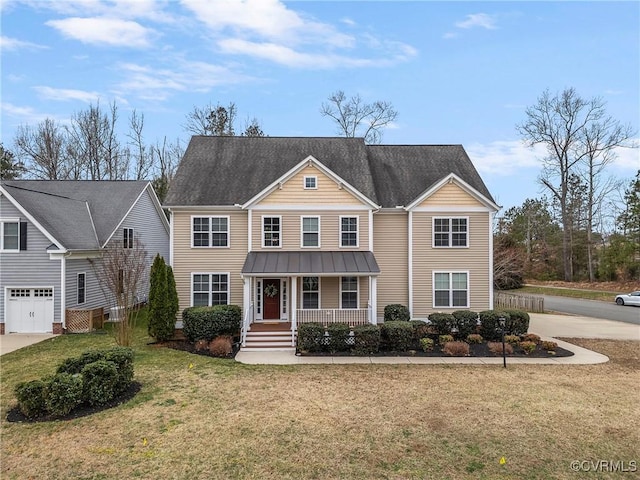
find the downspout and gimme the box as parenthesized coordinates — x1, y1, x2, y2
(60, 253, 67, 331)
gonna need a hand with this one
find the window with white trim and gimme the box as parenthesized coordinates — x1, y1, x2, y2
(192, 217, 229, 247)
(263, 217, 281, 247)
(304, 176, 317, 189)
(123, 228, 134, 248)
(341, 276, 358, 309)
(302, 276, 319, 309)
(77, 273, 86, 304)
(340, 217, 358, 247)
(433, 272, 468, 308)
(301, 216, 320, 247)
(434, 218, 468, 247)
(1, 221, 19, 251)
(192, 273, 229, 306)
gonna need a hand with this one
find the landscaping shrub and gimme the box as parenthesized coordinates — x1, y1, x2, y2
(438, 334, 454, 345)
(182, 305, 242, 342)
(452, 310, 479, 338)
(148, 254, 172, 342)
(519, 341, 537, 354)
(479, 310, 511, 341)
(504, 335, 521, 345)
(541, 340, 558, 352)
(409, 320, 429, 341)
(56, 349, 105, 375)
(523, 333, 541, 344)
(384, 304, 410, 322)
(381, 321, 414, 351)
(352, 325, 380, 354)
(488, 342, 513, 355)
(502, 309, 530, 336)
(194, 339, 209, 352)
(45, 373, 84, 417)
(420, 337, 434, 352)
(429, 313, 455, 335)
(82, 360, 119, 406)
(327, 323, 351, 353)
(466, 334, 483, 344)
(103, 347, 134, 394)
(209, 335, 233, 356)
(15, 380, 47, 419)
(442, 341, 470, 357)
(297, 322, 326, 353)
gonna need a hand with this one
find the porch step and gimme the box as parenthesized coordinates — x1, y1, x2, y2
(243, 330, 295, 350)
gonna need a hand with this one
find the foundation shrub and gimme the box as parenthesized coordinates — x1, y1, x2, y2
(381, 321, 414, 351)
(502, 309, 530, 336)
(438, 334, 454, 345)
(45, 373, 84, 417)
(479, 310, 511, 341)
(103, 347, 134, 394)
(209, 335, 233, 356)
(466, 334, 484, 344)
(452, 310, 479, 338)
(541, 340, 558, 352)
(519, 341, 537, 354)
(327, 323, 351, 353)
(194, 339, 209, 352)
(523, 333, 541, 344)
(442, 341, 470, 357)
(420, 337, 435, 352)
(81, 360, 119, 406)
(352, 325, 380, 354)
(428, 313, 455, 335)
(56, 349, 105, 375)
(384, 304, 410, 322)
(488, 342, 514, 355)
(409, 320, 429, 341)
(504, 335, 521, 345)
(297, 322, 326, 353)
(15, 380, 48, 419)
(182, 305, 242, 342)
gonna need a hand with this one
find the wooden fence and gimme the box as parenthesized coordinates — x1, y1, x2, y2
(65, 307, 104, 333)
(495, 292, 544, 313)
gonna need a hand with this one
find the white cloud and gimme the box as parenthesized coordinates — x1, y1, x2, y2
(33, 86, 101, 103)
(45, 17, 155, 48)
(611, 143, 640, 171)
(455, 13, 498, 30)
(1, 102, 66, 126)
(442, 32, 458, 40)
(0, 35, 48, 51)
(465, 140, 544, 176)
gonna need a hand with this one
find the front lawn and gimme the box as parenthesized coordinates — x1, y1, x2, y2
(1, 312, 638, 480)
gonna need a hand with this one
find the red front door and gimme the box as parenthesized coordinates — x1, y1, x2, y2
(263, 279, 281, 320)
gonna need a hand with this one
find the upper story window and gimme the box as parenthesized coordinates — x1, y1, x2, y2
(304, 176, 317, 189)
(301, 216, 320, 248)
(263, 216, 281, 248)
(193, 216, 229, 248)
(433, 217, 468, 247)
(340, 216, 358, 247)
(123, 228, 134, 249)
(1, 220, 19, 251)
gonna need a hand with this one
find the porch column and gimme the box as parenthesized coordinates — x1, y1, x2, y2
(290, 276, 297, 330)
(242, 276, 252, 327)
(369, 276, 377, 325)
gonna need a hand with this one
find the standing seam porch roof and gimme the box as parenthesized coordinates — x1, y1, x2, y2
(241, 251, 380, 276)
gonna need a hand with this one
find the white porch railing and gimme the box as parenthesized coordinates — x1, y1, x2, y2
(241, 304, 254, 347)
(296, 308, 369, 326)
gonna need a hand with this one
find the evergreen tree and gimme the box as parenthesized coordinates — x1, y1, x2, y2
(166, 264, 179, 331)
(148, 254, 171, 341)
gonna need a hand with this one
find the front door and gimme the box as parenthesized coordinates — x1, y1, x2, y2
(263, 279, 281, 320)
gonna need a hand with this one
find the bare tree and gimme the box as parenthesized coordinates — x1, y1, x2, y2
(320, 90, 398, 144)
(127, 109, 154, 180)
(13, 118, 70, 179)
(183, 102, 237, 136)
(517, 88, 635, 281)
(150, 136, 183, 203)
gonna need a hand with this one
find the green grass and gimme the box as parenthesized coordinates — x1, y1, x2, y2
(2, 311, 638, 480)
(510, 286, 618, 302)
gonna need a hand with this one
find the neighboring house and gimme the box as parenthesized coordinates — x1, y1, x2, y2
(0, 180, 169, 334)
(165, 136, 499, 348)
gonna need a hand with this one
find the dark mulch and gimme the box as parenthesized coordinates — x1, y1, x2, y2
(156, 340, 240, 359)
(6, 381, 142, 424)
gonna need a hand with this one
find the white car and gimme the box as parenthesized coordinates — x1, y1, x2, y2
(615, 291, 640, 306)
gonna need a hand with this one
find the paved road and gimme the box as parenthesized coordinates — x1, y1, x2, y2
(540, 295, 640, 325)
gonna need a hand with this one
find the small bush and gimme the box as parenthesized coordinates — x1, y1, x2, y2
(45, 373, 84, 417)
(103, 347, 134, 394)
(541, 340, 557, 352)
(381, 321, 414, 351)
(182, 305, 242, 342)
(442, 341, 470, 357)
(487, 342, 513, 355)
(384, 304, 410, 322)
(438, 334, 454, 345)
(479, 310, 511, 341)
(466, 334, 483, 344)
(194, 339, 209, 352)
(297, 323, 326, 353)
(504, 335, 521, 345)
(522, 333, 541, 344)
(452, 310, 479, 338)
(409, 320, 429, 341)
(420, 337, 435, 352)
(56, 349, 105, 375)
(15, 380, 48, 419)
(519, 341, 537, 354)
(352, 325, 380, 354)
(502, 309, 530, 336)
(209, 335, 233, 356)
(327, 323, 351, 353)
(82, 360, 119, 406)
(429, 313, 455, 335)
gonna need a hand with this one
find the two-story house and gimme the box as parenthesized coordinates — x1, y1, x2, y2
(0, 180, 169, 334)
(165, 136, 499, 348)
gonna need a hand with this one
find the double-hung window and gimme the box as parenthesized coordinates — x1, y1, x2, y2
(341, 276, 358, 309)
(263, 217, 281, 247)
(77, 273, 86, 304)
(302, 276, 319, 309)
(123, 228, 134, 249)
(433, 272, 469, 308)
(433, 218, 468, 247)
(192, 273, 229, 306)
(301, 216, 320, 247)
(192, 216, 229, 248)
(1, 220, 19, 251)
(340, 216, 358, 247)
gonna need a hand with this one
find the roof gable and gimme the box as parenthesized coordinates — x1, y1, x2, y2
(405, 173, 500, 211)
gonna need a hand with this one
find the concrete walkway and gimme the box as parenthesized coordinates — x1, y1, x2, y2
(0, 334, 58, 356)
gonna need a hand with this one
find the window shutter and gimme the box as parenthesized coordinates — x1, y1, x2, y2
(19, 221, 27, 250)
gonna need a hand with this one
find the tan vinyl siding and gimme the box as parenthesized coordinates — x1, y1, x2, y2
(260, 164, 364, 206)
(373, 212, 408, 318)
(412, 210, 491, 317)
(321, 277, 339, 308)
(171, 209, 248, 316)
(252, 210, 369, 251)
(417, 182, 484, 207)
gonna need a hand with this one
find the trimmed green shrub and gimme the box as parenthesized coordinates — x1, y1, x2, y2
(479, 310, 511, 341)
(297, 322, 326, 353)
(442, 341, 470, 357)
(384, 304, 410, 322)
(452, 310, 479, 338)
(45, 373, 83, 417)
(429, 313, 455, 335)
(381, 321, 414, 351)
(56, 349, 105, 375)
(438, 334, 454, 345)
(103, 347, 134, 394)
(182, 305, 242, 342)
(82, 360, 119, 406)
(352, 325, 380, 354)
(519, 341, 537, 354)
(420, 337, 434, 352)
(15, 380, 47, 418)
(327, 323, 351, 353)
(409, 320, 429, 341)
(466, 334, 483, 344)
(502, 309, 530, 336)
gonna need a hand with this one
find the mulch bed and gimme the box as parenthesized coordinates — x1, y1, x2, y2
(6, 381, 142, 424)
(156, 340, 240, 359)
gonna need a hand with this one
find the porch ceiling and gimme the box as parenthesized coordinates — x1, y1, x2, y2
(241, 251, 380, 276)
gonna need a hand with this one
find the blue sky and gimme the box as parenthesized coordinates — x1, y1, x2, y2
(1, 0, 638, 211)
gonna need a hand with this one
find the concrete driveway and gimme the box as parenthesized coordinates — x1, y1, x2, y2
(529, 313, 640, 340)
(0, 334, 58, 356)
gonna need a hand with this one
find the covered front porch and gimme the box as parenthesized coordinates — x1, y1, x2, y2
(240, 251, 380, 348)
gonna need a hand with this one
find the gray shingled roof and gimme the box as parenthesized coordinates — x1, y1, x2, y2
(165, 136, 495, 208)
(242, 251, 380, 275)
(1, 180, 149, 250)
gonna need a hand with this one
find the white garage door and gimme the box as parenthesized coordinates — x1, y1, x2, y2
(6, 288, 54, 333)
